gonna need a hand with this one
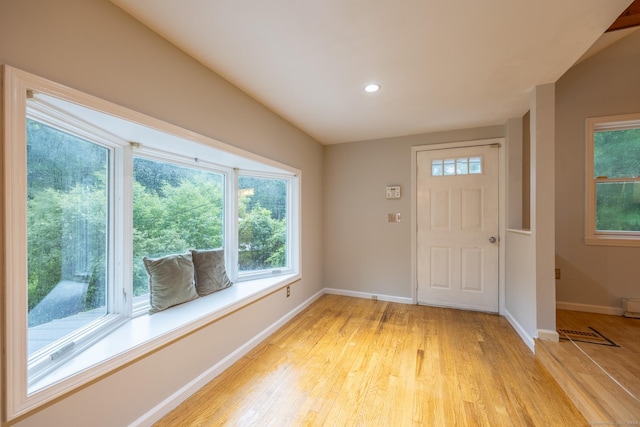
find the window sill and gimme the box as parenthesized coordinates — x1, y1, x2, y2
(27, 273, 300, 407)
(585, 236, 640, 247)
(507, 228, 532, 236)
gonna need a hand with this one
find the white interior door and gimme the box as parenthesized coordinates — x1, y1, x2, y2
(416, 144, 499, 312)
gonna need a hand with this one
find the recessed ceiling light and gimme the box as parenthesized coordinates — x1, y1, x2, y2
(364, 83, 381, 93)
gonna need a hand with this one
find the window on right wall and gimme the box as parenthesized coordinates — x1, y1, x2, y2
(586, 113, 640, 246)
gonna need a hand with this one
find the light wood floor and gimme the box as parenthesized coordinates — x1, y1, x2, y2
(155, 295, 585, 426)
(536, 309, 640, 424)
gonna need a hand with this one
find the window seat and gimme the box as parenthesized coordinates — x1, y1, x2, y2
(29, 273, 300, 396)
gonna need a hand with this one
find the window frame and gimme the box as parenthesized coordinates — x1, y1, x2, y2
(2, 66, 301, 420)
(24, 107, 129, 386)
(236, 171, 295, 280)
(585, 113, 640, 247)
(129, 149, 232, 314)
(430, 156, 483, 177)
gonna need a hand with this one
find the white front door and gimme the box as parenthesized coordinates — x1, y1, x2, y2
(416, 144, 499, 312)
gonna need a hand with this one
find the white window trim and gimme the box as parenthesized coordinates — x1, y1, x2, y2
(128, 149, 233, 316)
(585, 113, 640, 247)
(2, 66, 302, 420)
(25, 101, 132, 385)
(236, 171, 297, 281)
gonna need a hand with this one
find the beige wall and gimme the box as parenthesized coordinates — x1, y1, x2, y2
(504, 84, 557, 349)
(555, 29, 640, 310)
(0, 0, 323, 425)
(531, 84, 557, 334)
(323, 126, 504, 299)
(505, 117, 537, 343)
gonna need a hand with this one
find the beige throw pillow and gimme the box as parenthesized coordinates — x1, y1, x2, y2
(143, 253, 199, 314)
(191, 249, 233, 296)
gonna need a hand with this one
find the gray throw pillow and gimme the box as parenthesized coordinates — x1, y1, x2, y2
(143, 253, 199, 314)
(191, 249, 233, 296)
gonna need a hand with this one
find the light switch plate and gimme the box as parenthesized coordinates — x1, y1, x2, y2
(388, 213, 401, 222)
(386, 186, 401, 199)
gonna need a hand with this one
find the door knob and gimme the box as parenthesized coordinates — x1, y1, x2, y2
(489, 236, 497, 243)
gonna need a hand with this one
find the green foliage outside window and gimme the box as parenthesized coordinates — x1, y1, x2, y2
(594, 128, 640, 232)
(132, 159, 225, 297)
(238, 176, 287, 271)
(27, 120, 109, 327)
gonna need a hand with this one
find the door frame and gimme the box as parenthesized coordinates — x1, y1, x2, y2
(411, 138, 506, 315)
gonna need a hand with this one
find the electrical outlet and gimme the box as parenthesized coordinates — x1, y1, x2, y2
(555, 269, 561, 280)
(286, 286, 290, 297)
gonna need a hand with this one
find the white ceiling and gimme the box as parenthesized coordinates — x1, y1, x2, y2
(110, 0, 633, 144)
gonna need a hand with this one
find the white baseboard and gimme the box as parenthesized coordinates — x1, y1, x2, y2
(130, 288, 325, 427)
(323, 287, 414, 305)
(537, 329, 559, 342)
(556, 301, 623, 316)
(503, 308, 535, 352)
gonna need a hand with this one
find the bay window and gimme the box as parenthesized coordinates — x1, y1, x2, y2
(2, 66, 300, 419)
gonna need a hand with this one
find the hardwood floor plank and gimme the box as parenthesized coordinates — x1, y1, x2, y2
(537, 309, 640, 424)
(557, 309, 640, 399)
(154, 295, 586, 426)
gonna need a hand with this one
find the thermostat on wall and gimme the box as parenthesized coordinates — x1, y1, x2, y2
(386, 186, 401, 199)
